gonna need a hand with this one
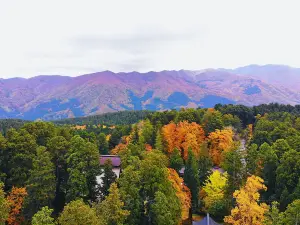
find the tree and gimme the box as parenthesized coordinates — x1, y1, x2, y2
(224, 175, 269, 225)
(23, 122, 56, 146)
(0, 183, 9, 225)
(152, 191, 181, 225)
(25, 146, 56, 217)
(0, 134, 7, 183)
(221, 150, 243, 195)
(162, 121, 205, 160)
(202, 171, 228, 210)
(138, 119, 154, 146)
(202, 109, 224, 135)
(168, 169, 191, 221)
(98, 133, 109, 155)
(99, 159, 117, 200)
(6, 187, 28, 225)
(47, 136, 70, 213)
(58, 199, 98, 225)
(208, 128, 234, 166)
(282, 199, 300, 225)
(264, 202, 284, 225)
(118, 165, 143, 225)
(169, 148, 184, 173)
(184, 148, 200, 211)
(5, 129, 37, 188)
(275, 149, 300, 209)
(154, 129, 164, 152)
(94, 183, 130, 225)
(66, 136, 100, 202)
(32, 206, 56, 225)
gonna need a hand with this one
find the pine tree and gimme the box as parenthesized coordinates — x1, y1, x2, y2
(25, 146, 56, 217)
(98, 133, 109, 155)
(184, 148, 200, 211)
(99, 159, 117, 200)
(94, 183, 130, 225)
(169, 148, 184, 173)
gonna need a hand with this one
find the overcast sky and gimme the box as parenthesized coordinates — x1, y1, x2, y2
(1, 0, 300, 78)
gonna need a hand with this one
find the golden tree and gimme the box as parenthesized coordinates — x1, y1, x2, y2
(162, 121, 205, 159)
(224, 175, 269, 225)
(208, 128, 234, 166)
(168, 168, 191, 220)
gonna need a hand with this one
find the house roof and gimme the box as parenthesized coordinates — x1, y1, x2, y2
(193, 216, 221, 225)
(99, 155, 121, 167)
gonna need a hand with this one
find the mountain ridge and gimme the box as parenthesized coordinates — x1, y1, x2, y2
(1, 65, 300, 120)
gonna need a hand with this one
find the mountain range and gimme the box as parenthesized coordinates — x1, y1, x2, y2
(1, 64, 300, 120)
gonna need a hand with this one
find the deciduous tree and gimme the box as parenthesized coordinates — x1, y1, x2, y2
(224, 175, 269, 225)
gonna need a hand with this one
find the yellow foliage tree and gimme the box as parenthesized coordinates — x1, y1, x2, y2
(162, 121, 205, 160)
(224, 175, 269, 225)
(202, 170, 228, 210)
(208, 128, 234, 166)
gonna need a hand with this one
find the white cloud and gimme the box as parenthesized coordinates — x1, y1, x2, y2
(0, 0, 300, 78)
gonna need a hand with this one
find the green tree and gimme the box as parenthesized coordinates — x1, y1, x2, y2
(276, 149, 300, 209)
(23, 122, 56, 146)
(264, 202, 284, 225)
(0, 182, 9, 225)
(154, 129, 164, 151)
(58, 199, 98, 225)
(202, 110, 224, 135)
(139, 119, 154, 146)
(169, 148, 184, 173)
(282, 199, 300, 225)
(221, 150, 243, 195)
(47, 136, 70, 213)
(0, 134, 7, 183)
(66, 136, 100, 202)
(99, 159, 117, 200)
(32, 206, 56, 225)
(118, 165, 143, 225)
(152, 191, 181, 225)
(5, 129, 37, 188)
(94, 183, 130, 225)
(184, 148, 200, 211)
(26, 146, 56, 217)
(97, 133, 109, 155)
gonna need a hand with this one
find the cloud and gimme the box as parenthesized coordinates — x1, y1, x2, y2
(0, 0, 300, 78)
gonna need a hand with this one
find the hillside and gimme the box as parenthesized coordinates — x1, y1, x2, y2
(1, 65, 300, 120)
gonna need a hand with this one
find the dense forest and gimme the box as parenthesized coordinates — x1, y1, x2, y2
(0, 103, 300, 224)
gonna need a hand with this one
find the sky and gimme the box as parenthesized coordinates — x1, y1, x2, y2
(1, 0, 300, 78)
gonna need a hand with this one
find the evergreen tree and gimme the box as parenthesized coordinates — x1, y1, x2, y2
(99, 159, 117, 200)
(97, 133, 109, 155)
(169, 148, 184, 173)
(154, 129, 164, 151)
(184, 148, 200, 211)
(25, 146, 56, 217)
(94, 183, 130, 225)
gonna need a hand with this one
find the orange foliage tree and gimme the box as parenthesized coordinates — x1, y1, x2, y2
(162, 121, 205, 160)
(168, 169, 191, 221)
(6, 187, 27, 225)
(208, 128, 234, 166)
(224, 175, 269, 225)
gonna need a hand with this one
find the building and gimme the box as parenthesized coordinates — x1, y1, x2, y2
(193, 214, 221, 225)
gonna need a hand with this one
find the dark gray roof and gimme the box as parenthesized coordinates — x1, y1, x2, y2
(193, 216, 221, 225)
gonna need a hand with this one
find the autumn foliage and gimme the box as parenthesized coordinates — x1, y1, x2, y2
(6, 187, 27, 225)
(208, 128, 234, 166)
(168, 169, 191, 221)
(224, 175, 269, 225)
(162, 121, 205, 160)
